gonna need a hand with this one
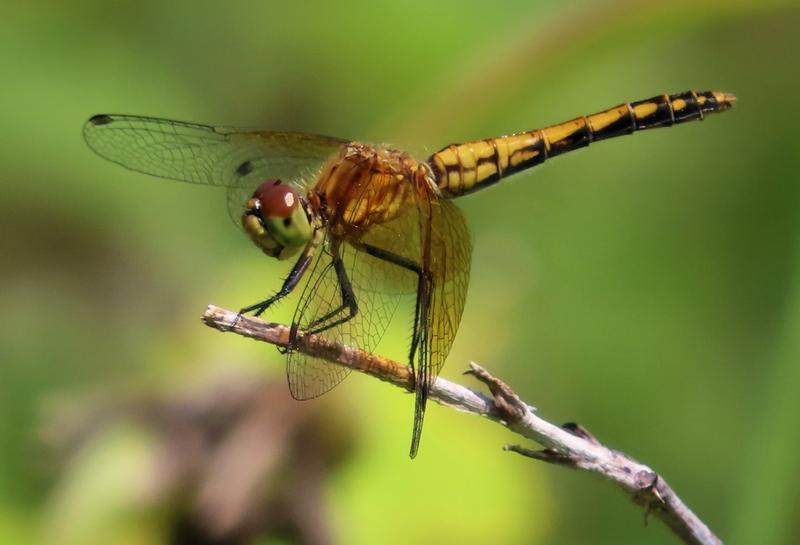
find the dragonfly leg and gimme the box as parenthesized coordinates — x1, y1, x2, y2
(356, 243, 429, 368)
(236, 251, 313, 323)
(303, 246, 358, 335)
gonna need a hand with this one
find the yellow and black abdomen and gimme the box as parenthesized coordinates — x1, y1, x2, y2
(429, 90, 736, 198)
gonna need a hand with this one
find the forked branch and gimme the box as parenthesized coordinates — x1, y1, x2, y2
(202, 304, 722, 545)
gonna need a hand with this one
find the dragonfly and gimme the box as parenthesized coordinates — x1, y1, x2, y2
(84, 89, 735, 457)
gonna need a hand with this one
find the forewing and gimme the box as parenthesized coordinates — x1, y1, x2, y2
(83, 114, 346, 225)
(83, 114, 346, 186)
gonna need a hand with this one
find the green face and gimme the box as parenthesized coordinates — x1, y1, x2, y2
(242, 179, 312, 260)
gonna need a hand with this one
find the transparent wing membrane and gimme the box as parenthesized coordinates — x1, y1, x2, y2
(408, 197, 471, 456)
(286, 176, 471, 458)
(83, 114, 347, 186)
(83, 114, 346, 226)
(286, 232, 418, 400)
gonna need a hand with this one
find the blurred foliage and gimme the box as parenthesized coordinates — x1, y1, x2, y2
(2, 0, 799, 544)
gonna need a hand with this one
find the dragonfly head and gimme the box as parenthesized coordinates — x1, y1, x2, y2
(242, 179, 311, 260)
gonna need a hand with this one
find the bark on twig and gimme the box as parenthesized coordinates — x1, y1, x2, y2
(202, 304, 722, 545)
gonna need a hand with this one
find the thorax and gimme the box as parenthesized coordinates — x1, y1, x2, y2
(310, 142, 437, 236)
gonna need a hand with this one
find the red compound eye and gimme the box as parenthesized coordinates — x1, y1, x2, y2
(252, 179, 299, 218)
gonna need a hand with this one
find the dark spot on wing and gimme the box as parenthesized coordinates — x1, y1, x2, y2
(283, 217, 292, 227)
(88, 114, 114, 126)
(235, 160, 254, 177)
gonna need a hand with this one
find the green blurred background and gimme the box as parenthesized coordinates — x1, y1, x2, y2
(2, 1, 799, 544)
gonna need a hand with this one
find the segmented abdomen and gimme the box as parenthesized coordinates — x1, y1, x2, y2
(429, 90, 736, 198)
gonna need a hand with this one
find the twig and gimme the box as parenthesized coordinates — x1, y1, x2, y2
(202, 304, 722, 545)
